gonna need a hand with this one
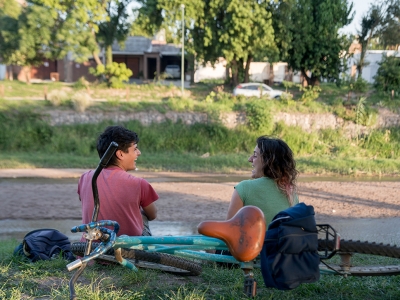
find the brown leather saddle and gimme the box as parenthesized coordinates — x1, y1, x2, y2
(197, 206, 266, 262)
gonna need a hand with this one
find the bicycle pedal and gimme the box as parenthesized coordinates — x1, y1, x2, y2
(244, 277, 257, 298)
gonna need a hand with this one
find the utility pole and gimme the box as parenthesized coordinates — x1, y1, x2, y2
(181, 4, 185, 97)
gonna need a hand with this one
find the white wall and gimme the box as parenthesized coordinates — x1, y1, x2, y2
(194, 60, 226, 83)
(0, 65, 5, 80)
(347, 50, 400, 83)
(194, 59, 291, 83)
(248, 62, 269, 82)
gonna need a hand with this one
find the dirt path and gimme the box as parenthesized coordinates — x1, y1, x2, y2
(0, 170, 399, 223)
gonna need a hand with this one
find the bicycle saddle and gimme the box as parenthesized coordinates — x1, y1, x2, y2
(197, 206, 266, 262)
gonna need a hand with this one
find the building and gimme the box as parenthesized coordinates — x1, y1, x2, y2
(347, 50, 400, 83)
(4, 35, 184, 82)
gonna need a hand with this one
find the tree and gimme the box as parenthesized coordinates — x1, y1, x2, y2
(0, 0, 21, 18)
(0, 0, 21, 80)
(266, 0, 295, 62)
(96, 0, 134, 66)
(134, 0, 277, 86)
(25, 0, 106, 63)
(379, 0, 400, 49)
(374, 54, 400, 95)
(0, 0, 134, 86)
(356, 4, 384, 79)
(0, 0, 106, 82)
(133, 0, 204, 83)
(0, 5, 55, 83)
(192, 0, 276, 86)
(89, 0, 135, 86)
(284, 0, 354, 86)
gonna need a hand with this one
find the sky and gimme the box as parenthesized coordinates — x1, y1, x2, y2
(341, 0, 375, 35)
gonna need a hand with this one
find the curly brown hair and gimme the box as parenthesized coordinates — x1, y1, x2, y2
(256, 136, 298, 205)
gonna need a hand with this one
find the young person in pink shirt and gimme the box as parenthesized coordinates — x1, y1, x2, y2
(78, 125, 158, 236)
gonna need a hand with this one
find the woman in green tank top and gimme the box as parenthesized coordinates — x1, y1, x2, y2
(227, 136, 299, 226)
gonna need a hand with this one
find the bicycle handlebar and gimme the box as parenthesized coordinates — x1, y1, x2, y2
(91, 141, 119, 223)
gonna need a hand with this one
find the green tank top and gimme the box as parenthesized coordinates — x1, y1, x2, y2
(235, 177, 299, 225)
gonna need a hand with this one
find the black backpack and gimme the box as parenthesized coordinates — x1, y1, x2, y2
(260, 203, 320, 290)
(13, 228, 75, 262)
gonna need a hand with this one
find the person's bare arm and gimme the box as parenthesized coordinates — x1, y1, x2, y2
(226, 189, 244, 220)
(142, 202, 157, 221)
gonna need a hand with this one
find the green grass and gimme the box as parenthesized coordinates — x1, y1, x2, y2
(2, 239, 400, 299)
(0, 80, 399, 176)
(1, 152, 400, 176)
(0, 107, 399, 175)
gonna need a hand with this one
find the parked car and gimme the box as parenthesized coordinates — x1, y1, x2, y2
(233, 83, 283, 99)
(164, 65, 181, 79)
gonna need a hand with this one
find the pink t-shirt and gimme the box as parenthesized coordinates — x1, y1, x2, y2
(77, 166, 158, 236)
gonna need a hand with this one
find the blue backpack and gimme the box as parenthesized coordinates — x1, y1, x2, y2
(260, 203, 320, 290)
(13, 228, 75, 262)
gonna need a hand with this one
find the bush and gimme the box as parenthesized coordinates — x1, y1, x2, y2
(47, 89, 69, 106)
(299, 85, 321, 103)
(279, 92, 296, 106)
(71, 91, 92, 112)
(351, 77, 369, 94)
(245, 99, 273, 133)
(73, 77, 90, 90)
(374, 54, 400, 95)
(90, 62, 132, 88)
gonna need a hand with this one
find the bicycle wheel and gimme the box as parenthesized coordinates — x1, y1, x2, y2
(318, 239, 400, 276)
(71, 242, 202, 276)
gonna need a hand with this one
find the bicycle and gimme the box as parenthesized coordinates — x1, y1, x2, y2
(67, 142, 400, 299)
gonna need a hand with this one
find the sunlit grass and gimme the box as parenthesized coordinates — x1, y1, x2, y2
(1, 241, 400, 300)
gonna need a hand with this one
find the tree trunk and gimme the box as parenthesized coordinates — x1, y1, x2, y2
(311, 76, 320, 86)
(301, 69, 320, 87)
(106, 45, 113, 66)
(7, 65, 13, 81)
(244, 55, 253, 83)
(225, 64, 232, 86)
(231, 60, 239, 87)
(269, 63, 274, 86)
(92, 52, 103, 66)
(188, 53, 195, 85)
(24, 66, 31, 84)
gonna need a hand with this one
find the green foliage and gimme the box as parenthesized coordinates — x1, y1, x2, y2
(356, 5, 383, 78)
(0, 0, 104, 70)
(284, 0, 353, 86)
(351, 77, 369, 94)
(282, 80, 296, 92)
(356, 97, 367, 126)
(0, 5, 54, 70)
(142, 0, 277, 85)
(194, 0, 276, 84)
(73, 77, 90, 90)
(0, 109, 53, 152)
(279, 92, 296, 107)
(299, 85, 321, 104)
(379, 0, 400, 49)
(360, 128, 400, 159)
(166, 97, 195, 111)
(374, 54, 400, 94)
(0, 80, 399, 175)
(90, 63, 132, 88)
(245, 99, 273, 133)
(0, 0, 21, 18)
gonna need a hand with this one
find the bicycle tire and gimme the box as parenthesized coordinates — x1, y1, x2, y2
(71, 242, 202, 276)
(318, 239, 400, 276)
